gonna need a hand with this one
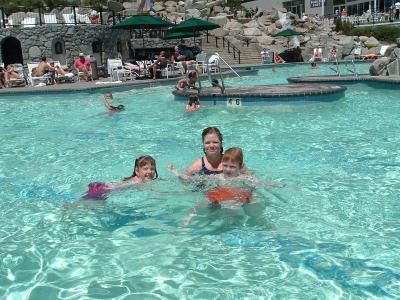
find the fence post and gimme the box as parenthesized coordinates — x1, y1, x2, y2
(112, 10, 116, 25)
(238, 50, 240, 64)
(1, 8, 5, 28)
(38, 6, 42, 26)
(222, 37, 225, 48)
(227, 41, 230, 53)
(215, 36, 218, 48)
(233, 49, 236, 59)
(99, 7, 103, 25)
(73, 6, 77, 25)
(206, 30, 209, 43)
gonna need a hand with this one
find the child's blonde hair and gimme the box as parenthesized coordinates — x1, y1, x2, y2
(222, 147, 243, 168)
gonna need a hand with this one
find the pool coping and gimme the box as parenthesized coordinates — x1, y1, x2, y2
(0, 67, 258, 96)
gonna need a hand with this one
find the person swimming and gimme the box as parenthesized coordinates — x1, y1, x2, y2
(103, 92, 125, 112)
(83, 155, 158, 200)
(186, 94, 201, 112)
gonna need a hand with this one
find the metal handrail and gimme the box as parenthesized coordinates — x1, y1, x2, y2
(344, 59, 358, 77)
(329, 58, 341, 76)
(205, 32, 242, 64)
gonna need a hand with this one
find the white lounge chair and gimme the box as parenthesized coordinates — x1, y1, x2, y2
(44, 14, 57, 24)
(107, 59, 134, 81)
(78, 14, 91, 24)
(51, 61, 74, 83)
(27, 63, 52, 87)
(21, 17, 36, 27)
(63, 13, 74, 24)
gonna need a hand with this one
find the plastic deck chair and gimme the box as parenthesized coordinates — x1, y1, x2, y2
(44, 14, 57, 24)
(107, 59, 134, 81)
(22, 17, 36, 27)
(27, 63, 52, 86)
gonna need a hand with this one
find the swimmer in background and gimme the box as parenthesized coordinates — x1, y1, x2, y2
(176, 70, 198, 91)
(83, 155, 158, 200)
(103, 92, 125, 113)
(186, 94, 201, 112)
(211, 78, 224, 93)
(311, 62, 318, 69)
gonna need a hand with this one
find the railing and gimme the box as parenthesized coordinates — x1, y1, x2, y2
(0, 6, 124, 28)
(205, 32, 242, 64)
(339, 11, 398, 27)
(329, 58, 341, 76)
(344, 59, 358, 77)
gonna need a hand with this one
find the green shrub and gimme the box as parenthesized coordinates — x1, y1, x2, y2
(350, 26, 400, 43)
(334, 19, 354, 35)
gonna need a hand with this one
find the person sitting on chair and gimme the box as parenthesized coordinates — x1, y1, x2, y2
(150, 51, 168, 80)
(4, 64, 21, 83)
(328, 46, 337, 60)
(74, 53, 92, 81)
(274, 53, 285, 64)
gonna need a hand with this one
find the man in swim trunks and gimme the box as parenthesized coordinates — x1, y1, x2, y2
(74, 53, 92, 81)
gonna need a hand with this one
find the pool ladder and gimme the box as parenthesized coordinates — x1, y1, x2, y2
(330, 59, 358, 77)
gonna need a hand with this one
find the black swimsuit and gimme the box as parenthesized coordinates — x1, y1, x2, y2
(200, 157, 223, 175)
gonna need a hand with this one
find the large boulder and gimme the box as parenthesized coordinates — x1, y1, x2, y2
(165, 1, 177, 7)
(369, 57, 390, 76)
(243, 27, 263, 36)
(364, 36, 380, 48)
(107, 1, 124, 12)
(185, 8, 201, 18)
(208, 16, 227, 27)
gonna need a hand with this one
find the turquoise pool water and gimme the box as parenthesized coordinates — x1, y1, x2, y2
(1, 63, 399, 299)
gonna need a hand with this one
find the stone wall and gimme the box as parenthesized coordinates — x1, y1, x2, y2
(0, 25, 199, 67)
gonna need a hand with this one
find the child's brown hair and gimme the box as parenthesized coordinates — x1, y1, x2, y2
(222, 147, 243, 168)
(123, 155, 158, 181)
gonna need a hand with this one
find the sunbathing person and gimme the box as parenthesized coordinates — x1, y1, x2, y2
(150, 51, 168, 80)
(0, 67, 5, 88)
(4, 64, 21, 82)
(36, 57, 55, 77)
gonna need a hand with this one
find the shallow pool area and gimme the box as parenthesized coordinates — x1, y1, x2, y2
(1, 63, 399, 299)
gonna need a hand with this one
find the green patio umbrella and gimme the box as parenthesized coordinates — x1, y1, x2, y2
(168, 17, 220, 33)
(167, 17, 220, 44)
(274, 28, 303, 48)
(113, 14, 174, 46)
(163, 31, 200, 40)
(273, 28, 303, 37)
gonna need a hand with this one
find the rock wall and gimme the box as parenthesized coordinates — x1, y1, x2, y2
(0, 25, 130, 66)
(0, 25, 200, 66)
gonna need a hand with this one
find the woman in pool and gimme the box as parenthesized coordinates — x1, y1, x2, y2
(83, 155, 158, 200)
(184, 126, 224, 176)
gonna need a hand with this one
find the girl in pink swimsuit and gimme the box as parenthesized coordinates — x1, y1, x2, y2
(83, 155, 158, 199)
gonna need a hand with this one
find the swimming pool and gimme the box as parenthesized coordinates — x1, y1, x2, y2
(1, 62, 399, 299)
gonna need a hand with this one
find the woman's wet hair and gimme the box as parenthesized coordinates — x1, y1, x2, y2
(202, 127, 223, 154)
(123, 155, 158, 181)
(222, 147, 243, 168)
(188, 95, 199, 105)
